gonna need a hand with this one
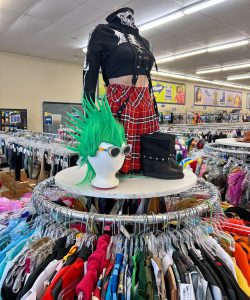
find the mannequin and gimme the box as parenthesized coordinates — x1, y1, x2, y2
(88, 142, 130, 188)
(83, 7, 159, 173)
(67, 97, 130, 188)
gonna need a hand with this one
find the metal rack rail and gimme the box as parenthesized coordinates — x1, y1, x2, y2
(32, 177, 221, 224)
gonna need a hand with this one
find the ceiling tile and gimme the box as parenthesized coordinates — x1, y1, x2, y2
(233, 20, 250, 36)
(71, 0, 89, 3)
(0, 9, 20, 32)
(0, 0, 39, 13)
(85, 0, 133, 12)
(0, 15, 51, 48)
(28, 0, 82, 23)
(131, 0, 183, 25)
(54, 4, 106, 32)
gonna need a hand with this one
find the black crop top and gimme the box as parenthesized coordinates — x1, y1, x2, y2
(83, 21, 156, 101)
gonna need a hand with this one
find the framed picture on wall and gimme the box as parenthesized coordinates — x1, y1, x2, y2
(247, 93, 250, 109)
(152, 80, 186, 105)
(194, 86, 242, 108)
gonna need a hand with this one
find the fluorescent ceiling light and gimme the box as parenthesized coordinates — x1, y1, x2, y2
(156, 56, 175, 64)
(196, 68, 222, 74)
(139, 0, 228, 32)
(175, 49, 206, 59)
(157, 49, 206, 64)
(151, 70, 250, 90)
(196, 62, 250, 74)
(184, 0, 226, 15)
(139, 12, 184, 32)
(227, 73, 250, 81)
(208, 39, 249, 52)
(223, 63, 250, 71)
(156, 38, 249, 65)
(82, 47, 87, 53)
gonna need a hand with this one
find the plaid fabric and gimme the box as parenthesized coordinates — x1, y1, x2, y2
(106, 84, 159, 173)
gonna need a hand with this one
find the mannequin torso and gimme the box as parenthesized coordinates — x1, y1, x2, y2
(109, 75, 149, 87)
(83, 7, 159, 173)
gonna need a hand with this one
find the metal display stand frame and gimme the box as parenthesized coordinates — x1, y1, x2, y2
(204, 142, 250, 158)
(32, 177, 221, 225)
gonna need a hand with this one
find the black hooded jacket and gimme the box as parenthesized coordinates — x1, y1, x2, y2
(83, 7, 156, 101)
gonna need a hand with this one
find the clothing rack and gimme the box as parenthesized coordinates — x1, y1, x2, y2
(160, 122, 250, 132)
(32, 177, 221, 224)
(204, 143, 250, 161)
(0, 130, 75, 157)
(160, 128, 201, 138)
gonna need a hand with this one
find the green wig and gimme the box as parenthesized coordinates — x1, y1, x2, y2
(66, 97, 126, 183)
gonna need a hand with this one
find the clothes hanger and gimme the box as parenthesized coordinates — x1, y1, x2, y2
(172, 212, 189, 256)
(209, 215, 235, 252)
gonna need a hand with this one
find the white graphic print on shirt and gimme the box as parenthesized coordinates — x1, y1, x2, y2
(113, 29, 143, 53)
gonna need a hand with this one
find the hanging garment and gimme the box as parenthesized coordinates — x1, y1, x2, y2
(16, 237, 70, 300)
(226, 167, 247, 206)
(133, 251, 147, 300)
(106, 84, 159, 173)
(100, 260, 115, 300)
(233, 260, 250, 296)
(214, 256, 250, 300)
(234, 243, 250, 286)
(0, 240, 27, 293)
(40, 245, 92, 300)
(76, 234, 110, 300)
(188, 249, 224, 300)
(18, 260, 61, 300)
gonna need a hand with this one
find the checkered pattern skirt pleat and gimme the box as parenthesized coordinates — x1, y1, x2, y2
(106, 84, 159, 173)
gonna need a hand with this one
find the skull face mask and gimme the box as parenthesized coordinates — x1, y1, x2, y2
(116, 10, 136, 28)
(106, 7, 137, 30)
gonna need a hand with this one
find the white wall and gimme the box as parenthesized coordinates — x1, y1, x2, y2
(0, 52, 82, 131)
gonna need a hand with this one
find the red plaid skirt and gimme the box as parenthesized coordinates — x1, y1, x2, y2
(106, 84, 159, 173)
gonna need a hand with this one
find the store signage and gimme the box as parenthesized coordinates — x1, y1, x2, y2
(152, 80, 186, 105)
(153, 83, 165, 94)
(194, 86, 242, 108)
(44, 116, 52, 125)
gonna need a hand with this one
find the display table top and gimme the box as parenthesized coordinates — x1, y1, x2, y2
(55, 166, 197, 199)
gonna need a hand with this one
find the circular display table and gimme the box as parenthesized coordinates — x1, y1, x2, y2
(215, 138, 250, 148)
(55, 166, 197, 199)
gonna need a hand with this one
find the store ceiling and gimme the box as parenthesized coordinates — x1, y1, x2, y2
(0, 0, 250, 86)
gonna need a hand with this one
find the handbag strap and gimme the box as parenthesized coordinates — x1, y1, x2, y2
(116, 96, 130, 120)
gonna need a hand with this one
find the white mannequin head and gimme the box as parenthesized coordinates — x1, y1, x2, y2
(67, 98, 128, 188)
(88, 142, 128, 189)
